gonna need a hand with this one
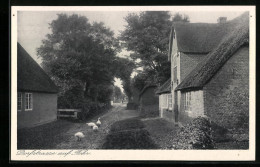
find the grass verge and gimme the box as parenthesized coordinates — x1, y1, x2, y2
(102, 118, 158, 149)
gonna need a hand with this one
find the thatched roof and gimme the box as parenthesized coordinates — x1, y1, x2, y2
(139, 84, 157, 98)
(156, 78, 171, 95)
(171, 12, 248, 54)
(175, 12, 249, 91)
(17, 43, 58, 93)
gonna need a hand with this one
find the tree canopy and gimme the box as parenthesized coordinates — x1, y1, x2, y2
(37, 14, 134, 108)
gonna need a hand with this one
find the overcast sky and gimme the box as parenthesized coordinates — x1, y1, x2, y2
(17, 10, 246, 92)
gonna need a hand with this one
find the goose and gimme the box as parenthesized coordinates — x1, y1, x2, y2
(74, 132, 85, 141)
(93, 125, 98, 132)
(96, 117, 101, 126)
(86, 122, 96, 127)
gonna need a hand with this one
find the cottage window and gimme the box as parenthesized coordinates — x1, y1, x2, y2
(17, 92, 22, 111)
(184, 92, 192, 111)
(25, 93, 33, 111)
(168, 94, 172, 109)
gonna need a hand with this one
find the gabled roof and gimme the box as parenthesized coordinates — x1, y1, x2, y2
(156, 78, 171, 95)
(175, 12, 249, 91)
(171, 12, 248, 54)
(17, 43, 59, 93)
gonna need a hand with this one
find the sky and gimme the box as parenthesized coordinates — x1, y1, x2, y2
(17, 10, 246, 92)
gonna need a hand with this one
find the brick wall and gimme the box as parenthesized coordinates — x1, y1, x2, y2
(204, 46, 249, 134)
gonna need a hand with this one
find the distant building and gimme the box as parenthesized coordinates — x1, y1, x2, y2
(17, 43, 58, 129)
(168, 12, 249, 134)
(156, 79, 172, 120)
(139, 85, 159, 118)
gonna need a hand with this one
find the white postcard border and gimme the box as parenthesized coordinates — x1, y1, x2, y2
(11, 6, 256, 161)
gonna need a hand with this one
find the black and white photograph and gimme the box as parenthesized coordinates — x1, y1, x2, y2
(11, 6, 255, 161)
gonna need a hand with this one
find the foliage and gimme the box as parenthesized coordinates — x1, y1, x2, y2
(77, 99, 111, 121)
(37, 14, 134, 113)
(139, 105, 159, 118)
(171, 117, 214, 149)
(111, 85, 125, 102)
(110, 118, 144, 132)
(121, 12, 190, 91)
(113, 57, 135, 99)
(102, 118, 157, 149)
(172, 13, 190, 22)
(120, 11, 172, 86)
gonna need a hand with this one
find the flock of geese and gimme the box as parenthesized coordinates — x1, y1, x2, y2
(74, 117, 101, 141)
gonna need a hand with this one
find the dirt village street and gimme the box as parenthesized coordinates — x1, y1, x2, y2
(18, 103, 178, 149)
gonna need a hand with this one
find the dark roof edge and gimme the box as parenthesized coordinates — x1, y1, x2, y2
(175, 86, 203, 92)
(157, 90, 171, 95)
(17, 88, 58, 94)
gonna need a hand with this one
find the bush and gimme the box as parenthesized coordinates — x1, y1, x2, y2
(77, 99, 111, 121)
(172, 117, 214, 149)
(102, 129, 158, 149)
(139, 105, 159, 118)
(102, 117, 157, 149)
(110, 118, 144, 132)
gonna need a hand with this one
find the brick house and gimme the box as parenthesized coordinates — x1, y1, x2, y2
(156, 79, 172, 119)
(139, 85, 159, 117)
(168, 12, 249, 134)
(17, 43, 59, 129)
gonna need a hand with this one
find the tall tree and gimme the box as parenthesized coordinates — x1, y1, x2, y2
(121, 11, 190, 91)
(120, 11, 172, 86)
(37, 14, 120, 106)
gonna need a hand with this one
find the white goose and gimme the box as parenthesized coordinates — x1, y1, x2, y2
(96, 117, 101, 126)
(86, 122, 96, 127)
(93, 125, 98, 132)
(74, 132, 85, 141)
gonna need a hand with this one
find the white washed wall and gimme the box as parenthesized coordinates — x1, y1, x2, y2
(186, 90, 205, 118)
(159, 94, 170, 118)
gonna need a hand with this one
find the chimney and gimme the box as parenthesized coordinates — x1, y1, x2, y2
(217, 17, 227, 23)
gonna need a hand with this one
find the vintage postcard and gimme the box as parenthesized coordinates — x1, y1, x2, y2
(11, 6, 256, 161)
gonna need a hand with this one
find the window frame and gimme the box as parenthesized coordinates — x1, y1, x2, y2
(17, 92, 22, 112)
(168, 94, 172, 109)
(184, 92, 192, 112)
(25, 93, 33, 111)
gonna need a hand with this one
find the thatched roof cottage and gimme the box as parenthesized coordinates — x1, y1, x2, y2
(17, 43, 58, 129)
(168, 12, 249, 135)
